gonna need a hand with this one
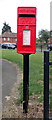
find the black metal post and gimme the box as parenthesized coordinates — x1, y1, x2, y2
(23, 54, 29, 113)
(41, 44, 42, 52)
(44, 51, 49, 119)
(49, 62, 52, 65)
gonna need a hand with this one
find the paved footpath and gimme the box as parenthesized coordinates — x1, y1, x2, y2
(1, 59, 17, 107)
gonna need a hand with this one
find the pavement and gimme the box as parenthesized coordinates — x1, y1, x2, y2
(0, 59, 17, 108)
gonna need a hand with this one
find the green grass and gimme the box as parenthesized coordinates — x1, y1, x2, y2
(1, 49, 44, 103)
(18, 82, 23, 103)
(29, 53, 43, 95)
(0, 49, 52, 104)
(18, 53, 44, 103)
(1, 49, 23, 70)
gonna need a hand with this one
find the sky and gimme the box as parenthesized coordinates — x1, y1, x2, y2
(0, 0, 51, 37)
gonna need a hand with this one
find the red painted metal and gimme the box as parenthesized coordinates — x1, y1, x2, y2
(17, 7, 37, 54)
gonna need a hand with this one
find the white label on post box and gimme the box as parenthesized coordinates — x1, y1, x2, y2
(23, 30, 30, 45)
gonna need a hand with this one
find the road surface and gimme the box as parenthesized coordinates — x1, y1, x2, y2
(1, 59, 17, 107)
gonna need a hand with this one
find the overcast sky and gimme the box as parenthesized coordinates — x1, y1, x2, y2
(0, 0, 51, 37)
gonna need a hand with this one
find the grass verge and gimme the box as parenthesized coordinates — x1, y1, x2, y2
(0, 49, 52, 104)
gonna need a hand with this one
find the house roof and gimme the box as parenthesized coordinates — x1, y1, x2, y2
(0, 32, 17, 38)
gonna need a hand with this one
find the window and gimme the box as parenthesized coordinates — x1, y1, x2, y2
(8, 38, 10, 41)
(4, 38, 6, 41)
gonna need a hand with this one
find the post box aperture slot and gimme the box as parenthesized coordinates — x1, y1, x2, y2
(23, 30, 31, 45)
(19, 14, 35, 17)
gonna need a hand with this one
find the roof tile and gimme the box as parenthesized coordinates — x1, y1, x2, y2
(0, 32, 17, 38)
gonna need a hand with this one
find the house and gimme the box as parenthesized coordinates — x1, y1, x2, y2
(0, 30, 17, 44)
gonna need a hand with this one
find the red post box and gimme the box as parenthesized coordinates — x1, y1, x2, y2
(17, 7, 37, 54)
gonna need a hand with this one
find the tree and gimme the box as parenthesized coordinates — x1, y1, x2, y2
(38, 29, 50, 44)
(2, 22, 11, 34)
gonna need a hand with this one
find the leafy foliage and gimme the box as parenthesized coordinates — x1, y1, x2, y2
(2, 22, 11, 34)
(38, 29, 50, 44)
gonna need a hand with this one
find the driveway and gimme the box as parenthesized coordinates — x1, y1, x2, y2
(1, 59, 17, 107)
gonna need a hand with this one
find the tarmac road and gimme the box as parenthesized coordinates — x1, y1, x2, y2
(1, 59, 17, 107)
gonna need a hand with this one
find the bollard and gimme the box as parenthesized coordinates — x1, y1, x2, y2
(44, 51, 49, 119)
